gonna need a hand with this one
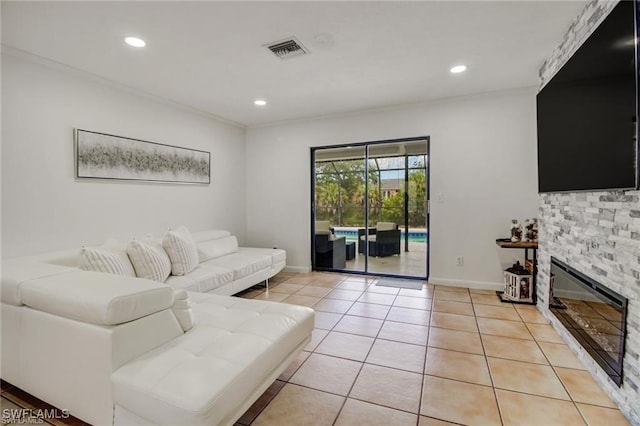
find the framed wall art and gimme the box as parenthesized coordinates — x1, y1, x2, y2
(74, 129, 210, 184)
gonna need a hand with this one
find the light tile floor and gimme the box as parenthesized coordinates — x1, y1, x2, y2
(236, 271, 631, 426)
(0, 271, 631, 426)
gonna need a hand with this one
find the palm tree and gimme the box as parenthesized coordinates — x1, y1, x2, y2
(316, 181, 340, 219)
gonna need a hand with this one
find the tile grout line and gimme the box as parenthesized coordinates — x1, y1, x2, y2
(514, 311, 591, 418)
(471, 290, 506, 426)
(260, 273, 626, 424)
(331, 278, 432, 424)
(475, 298, 608, 424)
(416, 286, 435, 424)
(329, 278, 382, 426)
(422, 285, 496, 425)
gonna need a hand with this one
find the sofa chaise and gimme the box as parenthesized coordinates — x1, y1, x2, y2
(1, 228, 314, 425)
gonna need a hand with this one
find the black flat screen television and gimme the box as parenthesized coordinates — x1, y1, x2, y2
(537, 0, 639, 193)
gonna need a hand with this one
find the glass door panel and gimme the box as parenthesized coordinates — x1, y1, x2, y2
(406, 151, 428, 278)
(313, 146, 366, 272)
(366, 142, 428, 277)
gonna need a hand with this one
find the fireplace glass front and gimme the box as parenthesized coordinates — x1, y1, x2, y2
(549, 257, 628, 386)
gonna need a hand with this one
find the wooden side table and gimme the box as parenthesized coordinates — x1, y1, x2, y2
(495, 240, 538, 305)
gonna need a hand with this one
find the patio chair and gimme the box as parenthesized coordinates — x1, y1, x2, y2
(314, 233, 346, 269)
(358, 222, 401, 257)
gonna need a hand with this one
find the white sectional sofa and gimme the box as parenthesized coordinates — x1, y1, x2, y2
(1, 229, 313, 425)
(27, 229, 286, 296)
(165, 229, 286, 295)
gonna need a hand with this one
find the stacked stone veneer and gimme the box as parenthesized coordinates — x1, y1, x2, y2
(537, 1, 639, 423)
(538, 192, 640, 423)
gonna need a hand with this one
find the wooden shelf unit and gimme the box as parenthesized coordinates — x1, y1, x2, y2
(495, 239, 538, 305)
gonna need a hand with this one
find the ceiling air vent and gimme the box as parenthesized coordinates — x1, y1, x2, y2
(265, 37, 309, 60)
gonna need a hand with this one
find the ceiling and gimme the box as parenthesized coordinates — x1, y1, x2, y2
(1, 1, 587, 127)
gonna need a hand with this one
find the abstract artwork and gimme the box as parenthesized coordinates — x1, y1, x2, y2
(75, 129, 210, 184)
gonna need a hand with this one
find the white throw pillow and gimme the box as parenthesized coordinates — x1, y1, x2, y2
(126, 239, 171, 282)
(80, 240, 136, 277)
(162, 226, 199, 276)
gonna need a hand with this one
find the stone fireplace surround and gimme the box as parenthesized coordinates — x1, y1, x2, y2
(537, 1, 639, 423)
(538, 193, 639, 423)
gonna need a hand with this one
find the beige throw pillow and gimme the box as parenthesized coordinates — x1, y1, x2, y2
(126, 239, 171, 282)
(80, 240, 136, 277)
(162, 226, 199, 276)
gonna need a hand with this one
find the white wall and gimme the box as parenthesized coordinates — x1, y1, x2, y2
(1, 53, 246, 258)
(1, 51, 539, 286)
(245, 89, 539, 286)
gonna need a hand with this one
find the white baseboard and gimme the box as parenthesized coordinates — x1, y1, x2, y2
(283, 265, 311, 274)
(279, 268, 503, 291)
(428, 277, 503, 291)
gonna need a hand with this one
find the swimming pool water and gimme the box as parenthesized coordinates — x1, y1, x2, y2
(333, 229, 428, 243)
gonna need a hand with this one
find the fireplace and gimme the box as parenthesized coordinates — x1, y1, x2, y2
(549, 257, 628, 386)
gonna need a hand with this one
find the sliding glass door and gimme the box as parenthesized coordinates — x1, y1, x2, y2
(312, 138, 429, 279)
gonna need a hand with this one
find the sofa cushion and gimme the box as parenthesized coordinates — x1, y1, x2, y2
(162, 226, 199, 276)
(315, 220, 331, 235)
(0, 260, 76, 306)
(196, 236, 238, 263)
(19, 270, 174, 325)
(376, 222, 397, 231)
(237, 247, 286, 267)
(165, 264, 234, 293)
(206, 252, 272, 280)
(271, 249, 286, 265)
(111, 294, 314, 425)
(37, 249, 82, 268)
(191, 229, 231, 243)
(80, 240, 136, 277)
(126, 239, 171, 282)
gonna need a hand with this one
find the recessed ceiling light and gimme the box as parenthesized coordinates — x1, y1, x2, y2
(254, 99, 267, 106)
(125, 37, 146, 48)
(450, 65, 467, 74)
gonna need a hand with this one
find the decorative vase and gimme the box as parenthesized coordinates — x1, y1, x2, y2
(510, 219, 522, 243)
(522, 219, 531, 242)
